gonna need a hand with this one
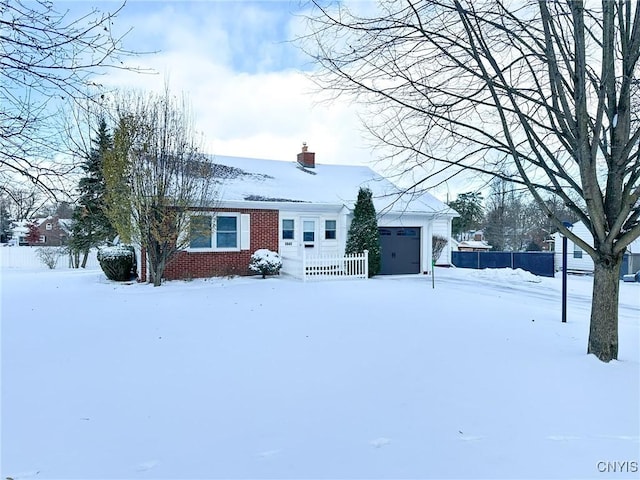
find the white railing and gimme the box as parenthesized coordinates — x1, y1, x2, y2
(0, 246, 100, 269)
(282, 249, 369, 281)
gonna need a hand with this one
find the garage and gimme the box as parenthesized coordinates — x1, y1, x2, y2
(378, 227, 421, 275)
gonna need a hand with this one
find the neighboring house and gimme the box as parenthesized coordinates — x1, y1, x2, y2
(552, 220, 640, 273)
(8, 220, 29, 246)
(144, 145, 458, 281)
(35, 215, 72, 246)
(457, 231, 492, 252)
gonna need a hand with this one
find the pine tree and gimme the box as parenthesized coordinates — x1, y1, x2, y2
(0, 199, 12, 243)
(69, 118, 116, 267)
(345, 187, 381, 277)
(448, 192, 484, 240)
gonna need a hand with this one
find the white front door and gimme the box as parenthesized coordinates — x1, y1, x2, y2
(301, 218, 318, 255)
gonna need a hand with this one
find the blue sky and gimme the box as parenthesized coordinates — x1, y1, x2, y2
(104, 1, 312, 74)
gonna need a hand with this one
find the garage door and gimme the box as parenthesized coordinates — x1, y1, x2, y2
(378, 227, 421, 275)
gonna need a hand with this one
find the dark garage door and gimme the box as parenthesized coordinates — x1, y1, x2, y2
(378, 227, 421, 275)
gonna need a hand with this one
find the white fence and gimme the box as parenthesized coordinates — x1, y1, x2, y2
(282, 250, 369, 281)
(0, 246, 100, 270)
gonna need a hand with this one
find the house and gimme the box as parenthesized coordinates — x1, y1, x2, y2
(142, 145, 458, 281)
(35, 215, 72, 246)
(8, 220, 29, 246)
(8, 216, 73, 246)
(552, 220, 640, 273)
(457, 231, 492, 252)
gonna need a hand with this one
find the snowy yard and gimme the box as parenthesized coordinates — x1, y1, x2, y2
(1, 266, 639, 479)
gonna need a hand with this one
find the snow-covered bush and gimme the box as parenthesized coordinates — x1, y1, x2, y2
(97, 245, 136, 281)
(35, 247, 64, 269)
(249, 249, 282, 279)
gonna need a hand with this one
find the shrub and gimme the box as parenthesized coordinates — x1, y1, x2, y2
(36, 247, 64, 269)
(249, 249, 282, 279)
(97, 245, 136, 281)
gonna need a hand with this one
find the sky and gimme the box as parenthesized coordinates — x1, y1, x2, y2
(56, 0, 478, 202)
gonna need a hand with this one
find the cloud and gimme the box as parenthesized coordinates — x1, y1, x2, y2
(71, 1, 465, 198)
(90, 0, 375, 166)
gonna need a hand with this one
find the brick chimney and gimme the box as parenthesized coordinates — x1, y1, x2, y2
(297, 142, 315, 168)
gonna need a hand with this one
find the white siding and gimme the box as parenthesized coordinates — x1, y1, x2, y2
(278, 209, 343, 258)
(553, 221, 595, 272)
(432, 217, 454, 265)
(278, 207, 454, 275)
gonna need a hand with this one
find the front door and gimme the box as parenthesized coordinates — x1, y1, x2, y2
(301, 218, 318, 255)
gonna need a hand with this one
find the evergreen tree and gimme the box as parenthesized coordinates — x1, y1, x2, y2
(345, 187, 381, 277)
(69, 118, 116, 268)
(0, 198, 12, 243)
(448, 192, 484, 240)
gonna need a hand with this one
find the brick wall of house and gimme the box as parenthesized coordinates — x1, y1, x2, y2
(140, 208, 279, 282)
(35, 215, 70, 246)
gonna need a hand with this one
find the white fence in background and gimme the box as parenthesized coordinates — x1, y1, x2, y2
(282, 250, 369, 281)
(0, 246, 100, 270)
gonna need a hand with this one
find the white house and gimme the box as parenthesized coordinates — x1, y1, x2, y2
(553, 220, 640, 273)
(153, 145, 458, 281)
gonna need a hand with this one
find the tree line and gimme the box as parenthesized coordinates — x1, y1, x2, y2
(448, 180, 578, 252)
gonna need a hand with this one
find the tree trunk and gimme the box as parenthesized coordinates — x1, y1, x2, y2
(152, 260, 165, 287)
(148, 241, 167, 287)
(70, 250, 80, 268)
(587, 253, 623, 362)
(80, 249, 89, 269)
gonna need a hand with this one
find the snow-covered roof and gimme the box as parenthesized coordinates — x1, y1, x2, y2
(207, 154, 456, 217)
(458, 240, 492, 250)
(58, 218, 73, 234)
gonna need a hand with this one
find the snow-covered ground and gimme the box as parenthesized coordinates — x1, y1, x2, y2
(1, 266, 639, 479)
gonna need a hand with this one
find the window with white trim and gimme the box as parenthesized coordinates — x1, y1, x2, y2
(573, 244, 583, 259)
(189, 216, 212, 248)
(45, 223, 53, 231)
(188, 213, 242, 251)
(282, 219, 294, 240)
(216, 215, 238, 248)
(325, 220, 337, 240)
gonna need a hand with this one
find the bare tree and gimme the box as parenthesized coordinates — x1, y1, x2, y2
(305, 0, 640, 361)
(2, 185, 47, 221)
(0, 0, 143, 196)
(104, 87, 219, 286)
(432, 234, 448, 263)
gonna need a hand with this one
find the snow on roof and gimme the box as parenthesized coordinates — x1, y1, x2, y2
(458, 240, 492, 249)
(208, 154, 456, 217)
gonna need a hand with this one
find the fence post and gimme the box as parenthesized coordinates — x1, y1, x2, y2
(364, 249, 369, 278)
(302, 247, 307, 282)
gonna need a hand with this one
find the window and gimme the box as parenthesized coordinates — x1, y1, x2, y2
(325, 220, 337, 240)
(189, 213, 247, 251)
(189, 216, 212, 248)
(303, 220, 315, 243)
(573, 245, 583, 259)
(39, 235, 46, 243)
(282, 219, 294, 240)
(216, 216, 238, 248)
(45, 223, 52, 231)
